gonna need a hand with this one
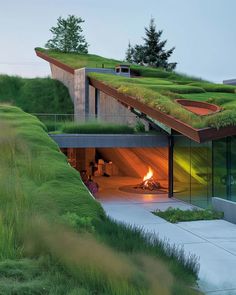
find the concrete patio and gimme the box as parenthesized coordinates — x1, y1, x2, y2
(95, 176, 236, 295)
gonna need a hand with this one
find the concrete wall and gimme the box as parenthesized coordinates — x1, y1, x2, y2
(212, 197, 236, 224)
(50, 64, 144, 126)
(50, 64, 89, 119)
(50, 63, 75, 102)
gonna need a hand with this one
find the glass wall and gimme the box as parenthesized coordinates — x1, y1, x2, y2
(173, 135, 236, 207)
(173, 135, 212, 208)
(212, 136, 236, 202)
(212, 139, 227, 200)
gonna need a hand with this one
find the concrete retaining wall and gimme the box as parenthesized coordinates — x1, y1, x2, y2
(212, 197, 236, 224)
(50, 64, 138, 125)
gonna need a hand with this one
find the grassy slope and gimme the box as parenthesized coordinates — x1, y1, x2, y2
(0, 105, 201, 294)
(0, 75, 74, 113)
(35, 48, 236, 129)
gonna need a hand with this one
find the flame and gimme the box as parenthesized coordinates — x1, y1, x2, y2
(143, 167, 154, 182)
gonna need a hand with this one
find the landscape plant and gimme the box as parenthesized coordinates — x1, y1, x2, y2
(153, 207, 224, 223)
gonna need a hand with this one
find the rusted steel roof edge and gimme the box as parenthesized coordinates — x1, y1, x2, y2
(35, 50, 75, 74)
(89, 77, 236, 143)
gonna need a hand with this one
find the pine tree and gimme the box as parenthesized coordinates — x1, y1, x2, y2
(125, 41, 134, 63)
(126, 18, 177, 70)
(132, 45, 146, 65)
(143, 18, 176, 69)
(45, 15, 88, 53)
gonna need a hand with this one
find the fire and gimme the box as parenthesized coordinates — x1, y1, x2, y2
(143, 167, 154, 182)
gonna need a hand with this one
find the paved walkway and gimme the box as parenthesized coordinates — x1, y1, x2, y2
(96, 177, 236, 295)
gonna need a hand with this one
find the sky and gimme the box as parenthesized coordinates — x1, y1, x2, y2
(0, 0, 235, 82)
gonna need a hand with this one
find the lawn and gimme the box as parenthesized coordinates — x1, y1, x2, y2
(0, 104, 202, 294)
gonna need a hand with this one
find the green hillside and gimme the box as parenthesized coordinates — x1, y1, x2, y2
(0, 75, 73, 113)
(0, 105, 201, 294)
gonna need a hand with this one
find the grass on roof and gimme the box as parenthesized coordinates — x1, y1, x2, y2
(35, 48, 236, 129)
(88, 72, 236, 129)
(35, 47, 205, 82)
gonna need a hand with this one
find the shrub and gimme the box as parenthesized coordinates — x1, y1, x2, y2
(153, 207, 223, 223)
(135, 120, 146, 132)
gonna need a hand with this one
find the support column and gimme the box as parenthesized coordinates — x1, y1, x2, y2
(226, 137, 232, 200)
(95, 88, 100, 119)
(168, 136, 174, 198)
(74, 68, 89, 122)
(85, 77, 90, 121)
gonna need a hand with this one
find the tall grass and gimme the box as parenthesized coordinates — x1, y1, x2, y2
(61, 121, 135, 134)
(0, 105, 202, 294)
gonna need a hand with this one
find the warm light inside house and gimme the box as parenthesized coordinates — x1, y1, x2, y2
(143, 167, 154, 183)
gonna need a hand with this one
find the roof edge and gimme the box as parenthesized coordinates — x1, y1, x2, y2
(89, 77, 236, 143)
(35, 49, 75, 74)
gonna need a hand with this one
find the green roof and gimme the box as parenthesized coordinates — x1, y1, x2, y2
(36, 48, 236, 130)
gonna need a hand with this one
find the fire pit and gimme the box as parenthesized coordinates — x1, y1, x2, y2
(119, 167, 167, 194)
(134, 167, 161, 190)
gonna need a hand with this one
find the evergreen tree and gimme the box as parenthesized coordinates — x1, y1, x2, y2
(143, 18, 176, 69)
(132, 45, 146, 65)
(125, 41, 134, 63)
(126, 18, 177, 70)
(45, 15, 88, 53)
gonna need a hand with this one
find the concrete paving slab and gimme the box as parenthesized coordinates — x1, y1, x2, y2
(177, 220, 236, 242)
(183, 242, 236, 292)
(215, 241, 236, 255)
(101, 203, 167, 225)
(96, 176, 236, 294)
(140, 222, 205, 245)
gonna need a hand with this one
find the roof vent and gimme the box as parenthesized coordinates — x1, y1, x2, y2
(115, 64, 130, 78)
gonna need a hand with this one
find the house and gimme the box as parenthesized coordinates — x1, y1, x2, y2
(223, 79, 236, 85)
(36, 48, 236, 221)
